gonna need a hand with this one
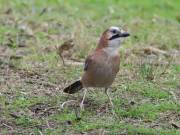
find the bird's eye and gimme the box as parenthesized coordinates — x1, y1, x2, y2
(112, 30, 117, 34)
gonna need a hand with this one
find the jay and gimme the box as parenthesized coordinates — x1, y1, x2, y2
(63, 26, 130, 109)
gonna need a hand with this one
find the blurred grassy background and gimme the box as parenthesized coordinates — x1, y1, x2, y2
(0, 0, 179, 134)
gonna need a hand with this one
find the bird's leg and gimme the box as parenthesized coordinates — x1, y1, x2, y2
(80, 89, 87, 110)
(105, 88, 117, 117)
(105, 88, 114, 107)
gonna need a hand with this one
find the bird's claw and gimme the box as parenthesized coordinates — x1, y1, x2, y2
(61, 100, 76, 109)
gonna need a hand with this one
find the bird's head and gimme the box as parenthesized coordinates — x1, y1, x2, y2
(97, 26, 130, 50)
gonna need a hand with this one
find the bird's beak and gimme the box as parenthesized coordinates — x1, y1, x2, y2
(109, 31, 130, 40)
(119, 31, 130, 37)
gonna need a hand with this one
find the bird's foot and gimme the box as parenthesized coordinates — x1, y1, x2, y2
(80, 101, 84, 111)
(61, 100, 77, 109)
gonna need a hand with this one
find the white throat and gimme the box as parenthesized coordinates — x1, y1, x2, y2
(103, 38, 121, 56)
(104, 46, 119, 56)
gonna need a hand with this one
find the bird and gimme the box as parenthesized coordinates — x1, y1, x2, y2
(56, 39, 74, 66)
(63, 26, 130, 109)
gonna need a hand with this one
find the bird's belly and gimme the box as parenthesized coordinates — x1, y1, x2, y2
(82, 66, 116, 88)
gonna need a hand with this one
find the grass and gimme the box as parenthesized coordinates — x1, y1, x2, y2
(0, 0, 180, 134)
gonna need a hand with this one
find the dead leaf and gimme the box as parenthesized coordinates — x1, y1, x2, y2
(10, 54, 23, 60)
(18, 24, 34, 37)
(4, 8, 12, 14)
(143, 46, 168, 56)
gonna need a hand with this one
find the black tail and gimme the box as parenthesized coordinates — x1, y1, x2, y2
(63, 80, 83, 94)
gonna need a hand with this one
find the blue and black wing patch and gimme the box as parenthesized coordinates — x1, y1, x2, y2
(84, 56, 93, 71)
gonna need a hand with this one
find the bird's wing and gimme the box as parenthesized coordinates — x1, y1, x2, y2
(84, 50, 106, 71)
(84, 55, 93, 71)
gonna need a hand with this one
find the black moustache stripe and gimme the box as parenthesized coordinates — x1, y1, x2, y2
(109, 34, 120, 40)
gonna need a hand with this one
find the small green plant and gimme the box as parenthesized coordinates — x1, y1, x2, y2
(0, 0, 179, 134)
(15, 115, 38, 127)
(139, 63, 155, 81)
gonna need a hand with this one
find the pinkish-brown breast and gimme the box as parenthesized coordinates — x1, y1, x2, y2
(81, 50, 120, 88)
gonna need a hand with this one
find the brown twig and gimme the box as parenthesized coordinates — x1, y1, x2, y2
(171, 122, 180, 129)
(2, 123, 13, 130)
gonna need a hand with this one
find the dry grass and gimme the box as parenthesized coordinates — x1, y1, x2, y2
(0, 0, 180, 134)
